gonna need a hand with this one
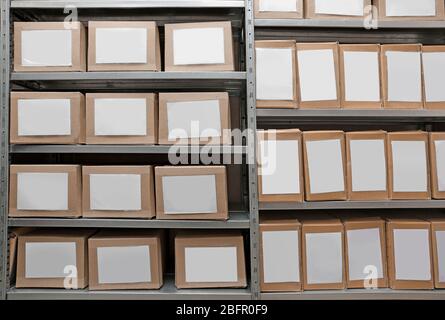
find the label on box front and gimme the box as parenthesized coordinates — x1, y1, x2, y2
(436, 231, 445, 282)
(315, 0, 364, 16)
(435, 140, 445, 192)
(386, 0, 436, 16)
(423, 52, 445, 102)
(259, 0, 298, 12)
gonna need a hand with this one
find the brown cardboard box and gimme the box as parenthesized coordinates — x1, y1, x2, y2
(82, 166, 155, 219)
(305, 0, 371, 19)
(88, 21, 161, 72)
(9, 228, 34, 279)
(9, 165, 82, 218)
(175, 231, 247, 289)
(158, 92, 231, 145)
(14, 22, 86, 72)
(422, 46, 445, 110)
(387, 131, 431, 200)
(85, 93, 158, 145)
(345, 131, 389, 200)
(259, 215, 302, 292)
(257, 129, 304, 203)
(155, 166, 228, 220)
(430, 218, 445, 288)
(303, 131, 347, 201)
(386, 218, 434, 289)
(429, 132, 445, 199)
(164, 21, 235, 72)
(88, 230, 163, 290)
(254, 0, 303, 19)
(376, 0, 445, 21)
(10, 92, 85, 144)
(16, 229, 95, 288)
(343, 217, 388, 289)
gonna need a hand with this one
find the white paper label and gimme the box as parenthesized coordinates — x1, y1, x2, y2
(436, 231, 445, 282)
(386, 0, 436, 17)
(423, 52, 445, 102)
(259, 0, 298, 12)
(435, 140, 445, 192)
(315, 0, 364, 16)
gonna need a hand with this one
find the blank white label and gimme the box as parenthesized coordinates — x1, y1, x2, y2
(350, 139, 387, 192)
(315, 0, 364, 16)
(298, 49, 337, 102)
(305, 232, 343, 284)
(25, 242, 76, 278)
(95, 28, 147, 64)
(17, 172, 69, 210)
(435, 140, 445, 192)
(259, 0, 298, 11)
(394, 229, 431, 281)
(162, 175, 217, 214)
(347, 228, 383, 281)
(173, 28, 225, 65)
(436, 231, 445, 282)
(167, 100, 221, 140)
(185, 247, 238, 283)
(386, 0, 436, 16)
(259, 140, 300, 195)
(21, 30, 72, 67)
(256, 48, 294, 101)
(391, 141, 427, 192)
(423, 52, 445, 102)
(386, 51, 422, 102)
(343, 51, 380, 102)
(306, 139, 345, 194)
(94, 99, 147, 136)
(262, 230, 300, 283)
(18, 99, 71, 136)
(97, 246, 151, 284)
(89, 174, 142, 211)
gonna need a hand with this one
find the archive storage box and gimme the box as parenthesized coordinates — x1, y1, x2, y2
(254, 0, 303, 19)
(10, 92, 85, 144)
(88, 21, 161, 72)
(158, 92, 231, 145)
(88, 230, 163, 290)
(9, 228, 34, 280)
(429, 132, 445, 199)
(16, 229, 95, 288)
(175, 231, 247, 289)
(430, 218, 445, 288)
(155, 166, 228, 220)
(164, 21, 235, 72)
(305, 0, 370, 19)
(82, 166, 156, 219)
(9, 165, 82, 218)
(86, 93, 158, 145)
(257, 129, 304, 203)
(14, 22, 86, 72)
(376, 0, 445, 21)
(422, 46, 445, 110)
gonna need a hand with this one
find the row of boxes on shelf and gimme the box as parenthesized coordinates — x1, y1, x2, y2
(255, 0, 445, 21)
(256, 42, 445, 109)
(260, 214, 445, 291)
(9, 165, 228, 220)
(10, 92, 231, 145)
(9, 229, 246, 289)
(258, 130, 445, 202)
(14, 21, 235, 72)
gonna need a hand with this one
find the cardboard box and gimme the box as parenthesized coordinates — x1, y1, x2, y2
(14, 22, 86, 72)
(88, 21, 161, 72)
(302, 218, 345, 290)
(155, 166, 228, 220)
(16, 229, 95, 288)
(422, 46, 445, 110)
(376, 0, 445, 21)
(387, 131, 431, 200)
(85, 93, 158, 145)
(429, 132, 445, 199)
(88, 230, 163, 290)
(303, 131, 347, 201)
(343, 217, 388, 288)
(254, 0, 303, 19)
(255, 40, 298, 109)
(345, 131, 389, 200)
(10, 92, 85, 144)
(257, 129, 304, 203)
(82, 166, 155, 219)
(339, 44, 382, 109)
(430, 218, 445, 288)
(158, 92, 231, 145)
(381, 44, 424, 109)
(259, 215, 302, 292)
(164, 21, 235, 72)
(305, 0, 371, 19)
(175, 231, 247, 289)
(296, 42, 340, 109)
(386, 218, 434, 289)
(9, 165, 82, 218)
(9, 228, 34, 280)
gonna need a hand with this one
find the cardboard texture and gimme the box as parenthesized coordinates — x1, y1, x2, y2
(430, 218, 445, 288)
(9, 228, 34, 279)
(376, 0, 445, 21)
(164, 21, 235, 72)
(305, 0, 371, 19)
(422, 46, 445, 110)
(82, 166, 155, 219)
(345, 131, 389, 200)
(175, 231, 247, 289)
(387, 131, 431, 200)
(88, 21, 160, 72)
(14, 22, 86, 72)
(10, 92, 85, 144)
(16, 229, 95, 288)
(254, 0, 303, 19)
(429, 132, 445, 199)
(158, 92, 231, 145)
(155, 166, 228, 220)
